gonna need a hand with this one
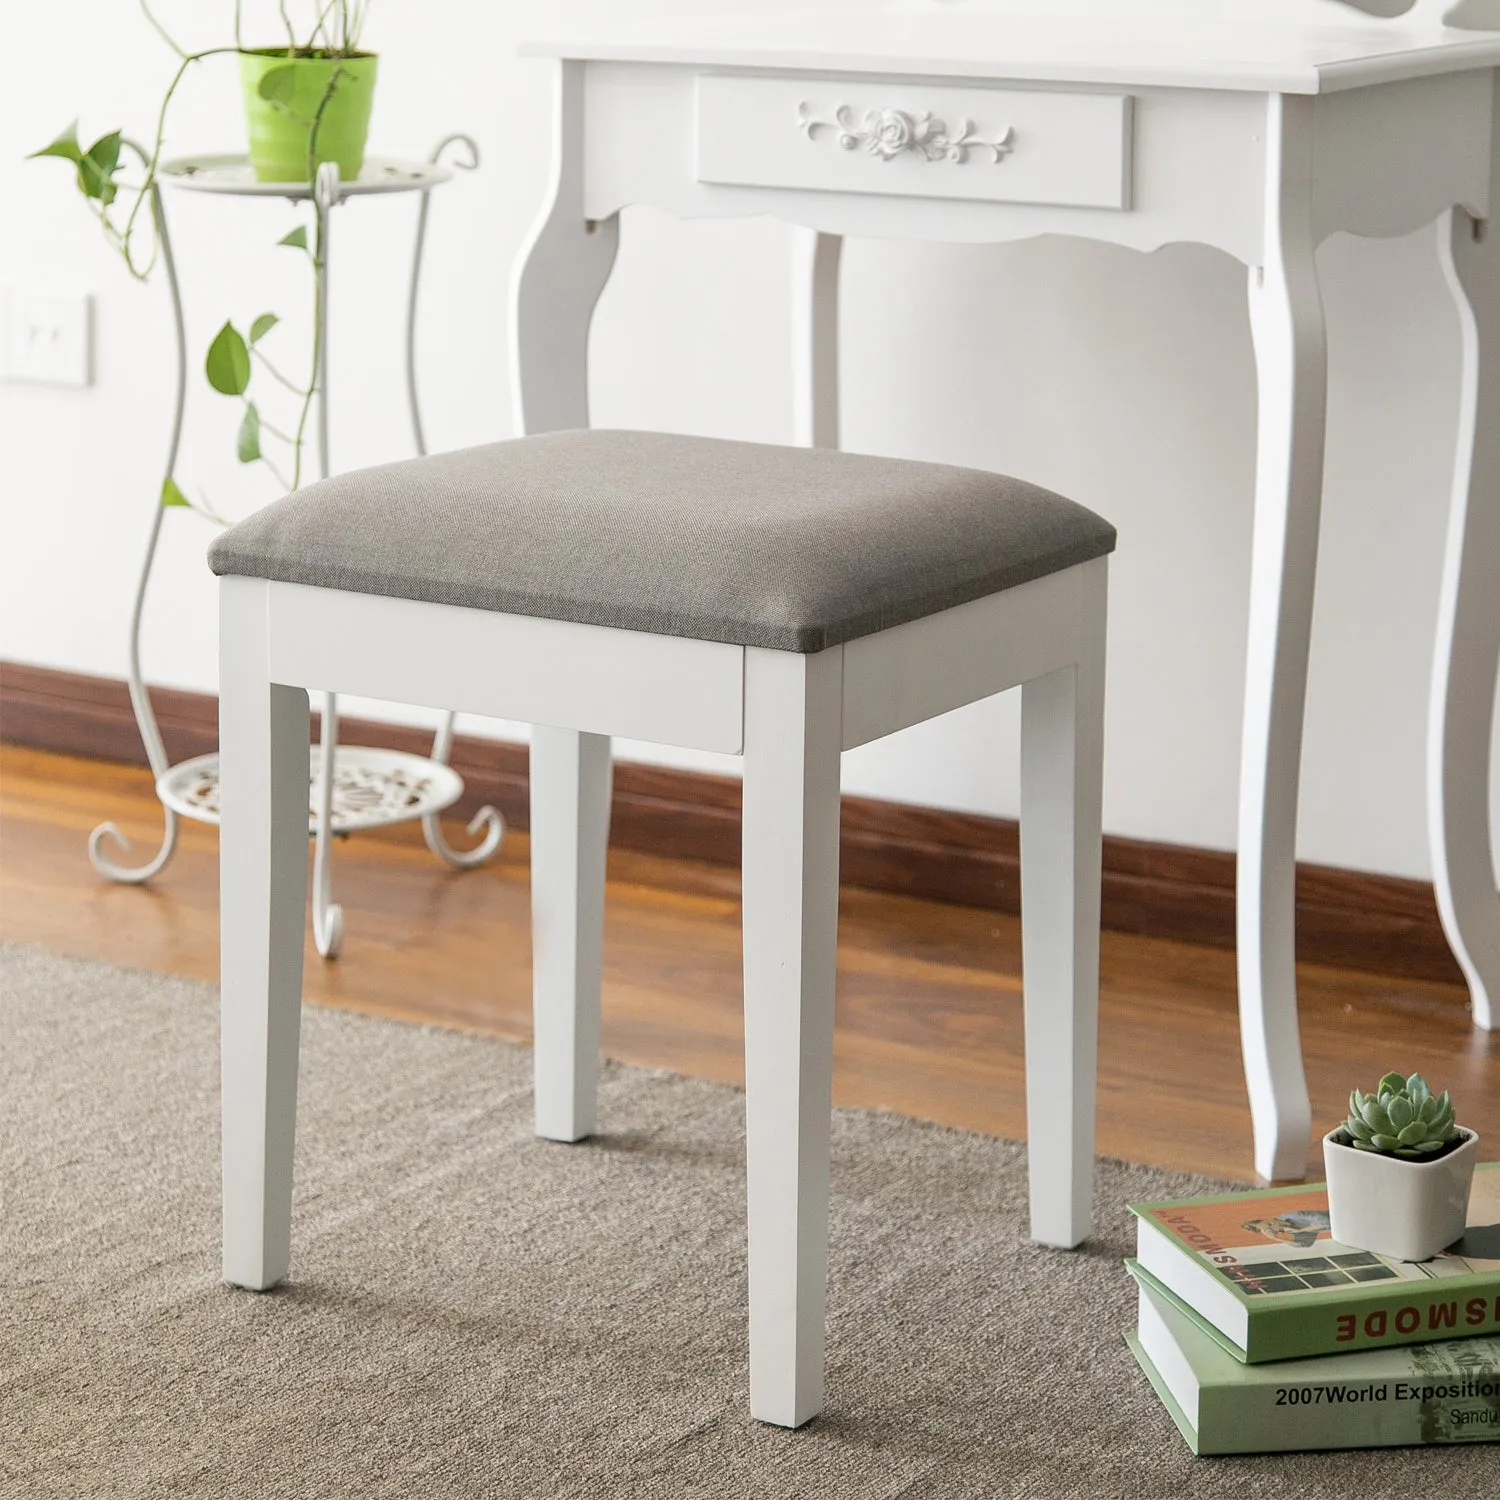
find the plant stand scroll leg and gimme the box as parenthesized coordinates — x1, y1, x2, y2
(310, 692, 342, 960)
(1237, 96, 1325, 1183)
(306, 163, 344, 959)
(419, 711, 504, 869)
(405, 133, 503, 869)
(1428, 201, 1500, 1034)
(88, 163, 186, 882)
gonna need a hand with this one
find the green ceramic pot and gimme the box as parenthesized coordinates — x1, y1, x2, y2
(238, 49, 378, 184)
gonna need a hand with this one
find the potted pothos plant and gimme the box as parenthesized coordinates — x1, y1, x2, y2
(1324, 1071, 1479, 1262)
(28, 1, 379, 510)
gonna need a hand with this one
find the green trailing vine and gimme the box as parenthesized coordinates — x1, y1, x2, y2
(28, 1, 373, 517)
(201, 219, 322, 498)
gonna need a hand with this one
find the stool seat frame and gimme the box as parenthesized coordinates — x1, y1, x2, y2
(219, 551, 1106, 1428)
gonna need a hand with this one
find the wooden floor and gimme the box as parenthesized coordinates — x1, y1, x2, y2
(2, 743, 1493, 1183)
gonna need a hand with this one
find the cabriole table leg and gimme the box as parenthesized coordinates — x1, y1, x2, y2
(1428, 203, 1500, 1035)
(1236, 96, 1325, 1183)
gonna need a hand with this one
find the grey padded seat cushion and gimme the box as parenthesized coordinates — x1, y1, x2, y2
(208, 430, 1116, 653)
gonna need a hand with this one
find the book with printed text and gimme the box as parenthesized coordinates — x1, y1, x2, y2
(1131, 1162, 1500, 1362)
(1126, 1265, 1500, 1454)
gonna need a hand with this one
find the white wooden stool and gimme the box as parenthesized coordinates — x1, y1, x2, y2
(209, 428, 1114, 1428)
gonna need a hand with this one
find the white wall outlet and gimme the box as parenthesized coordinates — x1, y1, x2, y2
(0, 283, 93, 387)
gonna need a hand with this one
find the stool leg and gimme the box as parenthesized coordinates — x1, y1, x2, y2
(1019, 559, 1107, 1249)
(530, 726, 612, 1142)
(741, 646, 843, 1428)
(219, 578, 310, 1291)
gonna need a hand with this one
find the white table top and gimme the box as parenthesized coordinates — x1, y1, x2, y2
(521, 2, 1500, 95)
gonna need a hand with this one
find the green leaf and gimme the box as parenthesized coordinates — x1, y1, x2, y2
(237, 402, 262, 464)
(1377, 1071, 1406, 1097)
(205, 322, 251, 396)
(27, 123, 121, 205)
(77, 131, 122, 205)
(161, 476, 191, 509)
(249, 313, 279, 345)
(28, 121, 83, 164)
(277, 225, 309, 251)
(257, 65, 298, 104)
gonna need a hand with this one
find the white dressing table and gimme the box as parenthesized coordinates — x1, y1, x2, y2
(510, 0, 1500, 1183)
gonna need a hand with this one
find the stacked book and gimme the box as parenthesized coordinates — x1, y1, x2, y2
(1125, 1161, 1500, 1454)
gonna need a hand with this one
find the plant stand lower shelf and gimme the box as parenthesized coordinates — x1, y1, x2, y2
(88, 134, 500, 960)
(158, 747, 464, 833)
(157, 744, 480, 962)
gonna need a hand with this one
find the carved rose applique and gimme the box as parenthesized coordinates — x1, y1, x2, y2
(797, 102, 1014, 165)
(869, 107, 920, 158)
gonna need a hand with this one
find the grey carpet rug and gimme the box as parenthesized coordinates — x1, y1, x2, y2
(1, 943, 1491, 1499)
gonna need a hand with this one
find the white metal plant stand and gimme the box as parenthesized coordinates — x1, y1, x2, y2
(89, 134, 501, 958)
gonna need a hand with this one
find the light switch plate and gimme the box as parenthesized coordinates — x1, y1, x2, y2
(0, 282, 93, 387)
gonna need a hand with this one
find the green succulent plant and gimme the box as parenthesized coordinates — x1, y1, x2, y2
(1342, 1072, 1460, 1159)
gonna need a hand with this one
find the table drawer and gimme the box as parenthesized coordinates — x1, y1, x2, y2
(696, 75, 1133, 211)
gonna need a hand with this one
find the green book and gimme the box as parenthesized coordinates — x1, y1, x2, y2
(1130, 1162, 1500, 1362)
(1127, 1264, 1500, 1455)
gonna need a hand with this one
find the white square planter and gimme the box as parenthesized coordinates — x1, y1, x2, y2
(1323, 1127, 1479, 1263)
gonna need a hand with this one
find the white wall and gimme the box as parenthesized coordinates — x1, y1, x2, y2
(1, 0, 1492, 880)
